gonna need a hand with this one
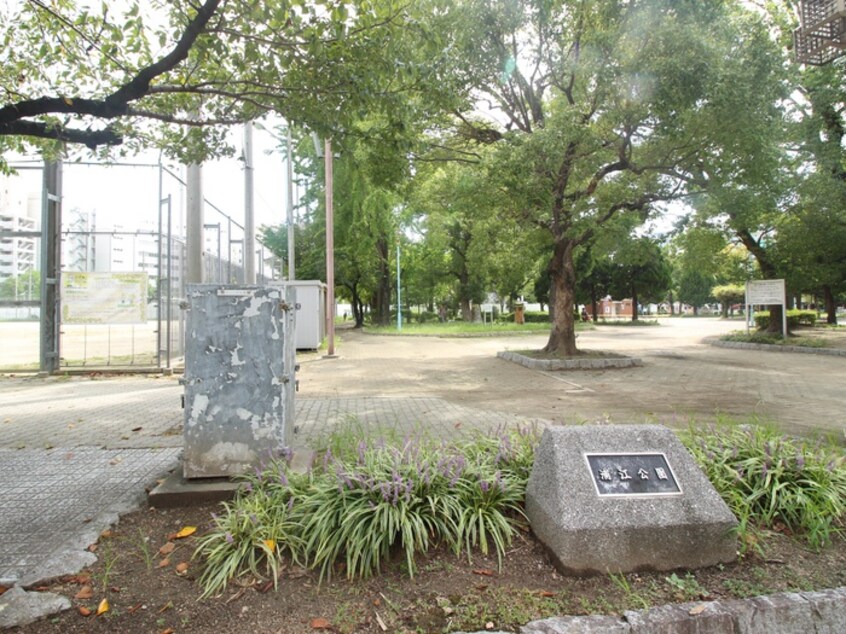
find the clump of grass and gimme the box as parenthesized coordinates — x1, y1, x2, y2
(720, 331, 826, 348)
(682, 424, 846, 552)
(194, 425, 539, 597)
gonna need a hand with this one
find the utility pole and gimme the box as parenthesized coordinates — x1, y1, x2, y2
(286, 126, 296, 281)
(186, 162, 204, 285)
(324, 138, 335, 357)
(244, 121, 256, 284)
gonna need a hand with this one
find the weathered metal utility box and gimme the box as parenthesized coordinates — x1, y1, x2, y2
(182, 285, 296, 479)
(270, 280, 326, 349)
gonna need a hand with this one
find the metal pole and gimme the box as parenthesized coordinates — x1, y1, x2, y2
(396, 242, 402, 332)
(286, 126, 296, 280)
(39, 158, 62, 374)
(244, 121, 256, 284)
(325, 138, 335, 357)
(166, 195, 173, 370)
(157, 164, 164, 368)
(227, 217, 232, 282)
(186, 162, 204, 284)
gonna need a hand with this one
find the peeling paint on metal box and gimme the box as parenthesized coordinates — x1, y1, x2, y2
(182, 285, 296, 479)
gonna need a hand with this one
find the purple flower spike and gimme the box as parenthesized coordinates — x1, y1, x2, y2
(480, 480, 490, 493)
(795, 454, 805, 470)
(225, 532, 234, 544)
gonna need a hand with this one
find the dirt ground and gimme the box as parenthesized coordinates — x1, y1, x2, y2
(13, 503, 846, 634)
(297, 320, 846, 439)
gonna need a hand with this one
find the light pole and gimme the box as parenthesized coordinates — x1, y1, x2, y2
(396, 240, 402, 332)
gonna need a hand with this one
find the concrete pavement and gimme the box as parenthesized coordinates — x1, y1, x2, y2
(1, 317, 844, 626)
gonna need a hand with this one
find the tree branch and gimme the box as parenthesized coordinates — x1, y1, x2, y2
(0, 0, 222, 148)
(0, 119, 121, 148)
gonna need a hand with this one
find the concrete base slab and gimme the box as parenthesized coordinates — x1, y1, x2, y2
(148, 449, 317, 508)
(148, 470, 242, 508)
(498, 350, 643, 370)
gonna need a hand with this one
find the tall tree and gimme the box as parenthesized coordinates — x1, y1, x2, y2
(442, 0, 782, 354)
(0, 0, 455, 165)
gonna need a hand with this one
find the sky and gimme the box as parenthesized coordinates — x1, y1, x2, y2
(7, 118, 298, 246)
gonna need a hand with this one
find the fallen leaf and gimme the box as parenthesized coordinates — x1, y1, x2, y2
(67, 423, 75, 429)
(100, 529, 112, 539)
(257, 580, 274, 593)
(159, 557, 171, 568)
(309, 617, 331, 629)
(74, 585, 94, 600)
(64, 573, 91, 585)
(475, 584, 488, 591)
(127, 603, 143, 614)
(485, 622, 495, 630)
(96, 598, 109, 616)
(472, 568, 494, 577)
(175, 562, 189, 575)
(689, 604, 707, 616)
(31, 586, 51, 592)
(263, 539, 276, 551)
(372, 598, 381, 607)
(78, 606, 92, 617)
(538, 590, 555, 597)
(160, 629, 175, 634)
(158, 600, 174, 613)
(63, 96, 73, 106)
(170, 526, 197, 539)
(131, 426, 143, 432)
(159, 542, 176, 556)
(108, 458, 122, 466)
(87, 544, 98, 553)
(0, 585, 8, 596)
(110, 586, 121, 593)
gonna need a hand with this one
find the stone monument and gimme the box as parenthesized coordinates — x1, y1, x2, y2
(526, 425, 738, 575)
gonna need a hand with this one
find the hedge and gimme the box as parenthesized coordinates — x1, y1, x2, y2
(754, 309, 817, 330)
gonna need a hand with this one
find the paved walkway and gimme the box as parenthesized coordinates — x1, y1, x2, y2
(1, 318, 844, 626)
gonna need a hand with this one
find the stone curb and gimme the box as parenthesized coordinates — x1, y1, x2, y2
(456, 587, 846, 634)
(707, 337, 846, 357)
(497, 351, 643, 370)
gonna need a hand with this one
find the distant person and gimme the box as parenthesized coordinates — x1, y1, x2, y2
(581, 308, 590, 322)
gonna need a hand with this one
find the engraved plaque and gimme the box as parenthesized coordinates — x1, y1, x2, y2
(585, 453, 681, 497)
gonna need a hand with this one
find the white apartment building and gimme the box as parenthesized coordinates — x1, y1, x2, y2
(0, 175, 40, 292)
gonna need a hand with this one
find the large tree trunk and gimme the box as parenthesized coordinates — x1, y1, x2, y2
(460, 298, 472, 322)
(822, 284, 838, 325)
(544, 240, 578, 355)
(630, 285, 639, 322)
(350, 284, 365, 328)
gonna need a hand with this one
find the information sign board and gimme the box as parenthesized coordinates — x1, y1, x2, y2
(746, 279, 785, 305)
(62, 272, 148, 324)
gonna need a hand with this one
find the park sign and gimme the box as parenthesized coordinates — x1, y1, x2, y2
(61, 272, 147, 324)
(525, 425, 738, 575)
(745, 279, 787, 336)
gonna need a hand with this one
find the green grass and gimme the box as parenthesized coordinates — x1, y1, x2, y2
(720, 331, 827, 348)
(363, 321, 559, 336)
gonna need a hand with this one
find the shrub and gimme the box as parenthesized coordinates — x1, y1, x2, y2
(753, 309, 817, 330)
(498, 310, 550, 323)
(194, 426, 540, 596)
(682, 424, 846, 552)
